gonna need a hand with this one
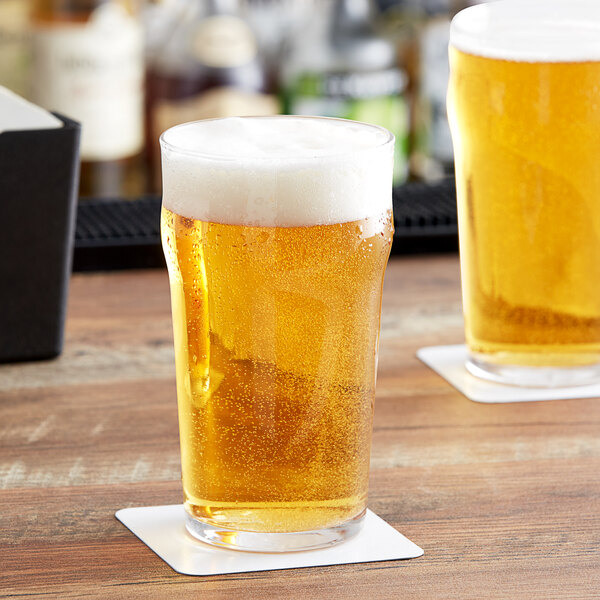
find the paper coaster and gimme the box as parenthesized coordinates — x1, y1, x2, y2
(115, 505, 423, 576)
(417, 344, 600, 403)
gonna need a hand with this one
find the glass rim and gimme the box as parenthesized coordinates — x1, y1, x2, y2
(450, 0, 600, 63)
(159, 115, 395, 163)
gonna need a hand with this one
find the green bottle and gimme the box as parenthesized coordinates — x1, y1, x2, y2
(282, 0, 409, 185)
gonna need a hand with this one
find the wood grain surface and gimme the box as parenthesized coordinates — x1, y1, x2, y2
(1, 256, 599, 599)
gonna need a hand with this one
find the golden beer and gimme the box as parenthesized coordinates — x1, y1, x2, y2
(162, 208, 393, 533)
(448, 0, 600, 385)
(160, 116, 394, 550)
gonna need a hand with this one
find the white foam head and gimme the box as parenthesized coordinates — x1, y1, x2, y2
(450, 0, 600, 62)
(160, 116, 394, 227)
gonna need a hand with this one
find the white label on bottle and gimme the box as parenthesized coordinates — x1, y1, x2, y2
(155, 87, 279, 133)
(0, 0, 31, 97)
(191, 16, 257, 68)
(32, 3, 144, 161)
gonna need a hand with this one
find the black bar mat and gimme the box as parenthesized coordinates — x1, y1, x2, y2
(391, 177, 458, 254)
(73, 179, 458, 271)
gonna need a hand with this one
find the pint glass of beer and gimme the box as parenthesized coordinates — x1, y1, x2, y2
(448, 0, 600, 387)
(160, 116, 394, 551)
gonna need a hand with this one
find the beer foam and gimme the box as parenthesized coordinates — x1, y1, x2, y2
(161, 117, 394, 227)
(451, 0, 600, 62)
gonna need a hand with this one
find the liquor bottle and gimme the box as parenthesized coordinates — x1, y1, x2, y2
(240, 0, 317, 75)
(412, 0, 485, 180)
(282, 0, 410, 185)
(373, 0, 422, 176)
(31, 0, 145, 198)
(410, 0, 453, 180)
(142, 0, 192, 63)
(146, 0, 278, 191)
(0, 0, 32, 98)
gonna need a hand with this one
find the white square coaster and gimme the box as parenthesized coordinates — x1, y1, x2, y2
(115, 505, 423, 576)
(417, 344, 600, 403)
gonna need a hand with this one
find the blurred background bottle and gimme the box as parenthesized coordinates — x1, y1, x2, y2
(411, 0, 488, 180)
(373, 0, 421, 179)
(0, 0, 494, 200)
(145, 0, 278, 191)
(282, 0, 410, 185)
(410, 0, 454, 181)
(0, 0, 32, 98)
(143, 0, 191, 63)
(240, 0, 317, 75)
(31, 0, 145, 198)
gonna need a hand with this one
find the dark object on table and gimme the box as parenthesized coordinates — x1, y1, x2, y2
(74, 196, 164, 271)
(392, 178, 458, 254)
(0, 114, 80, 362)
(72, 178, 458, 271)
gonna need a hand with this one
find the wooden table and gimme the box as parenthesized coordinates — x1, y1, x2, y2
(1, 255, 599, 599)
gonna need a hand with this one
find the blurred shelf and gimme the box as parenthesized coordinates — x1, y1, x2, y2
(73, 178, 458, 272)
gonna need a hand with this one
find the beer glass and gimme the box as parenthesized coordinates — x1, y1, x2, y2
(160, 116, 394, 551)
(448, 0, 600, 387)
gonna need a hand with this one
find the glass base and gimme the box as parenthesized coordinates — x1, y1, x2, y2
(467, 355, 600, 388)
(185, 509, 365, 553)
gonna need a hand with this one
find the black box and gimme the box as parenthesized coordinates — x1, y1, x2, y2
(0, 114, 80, 362)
